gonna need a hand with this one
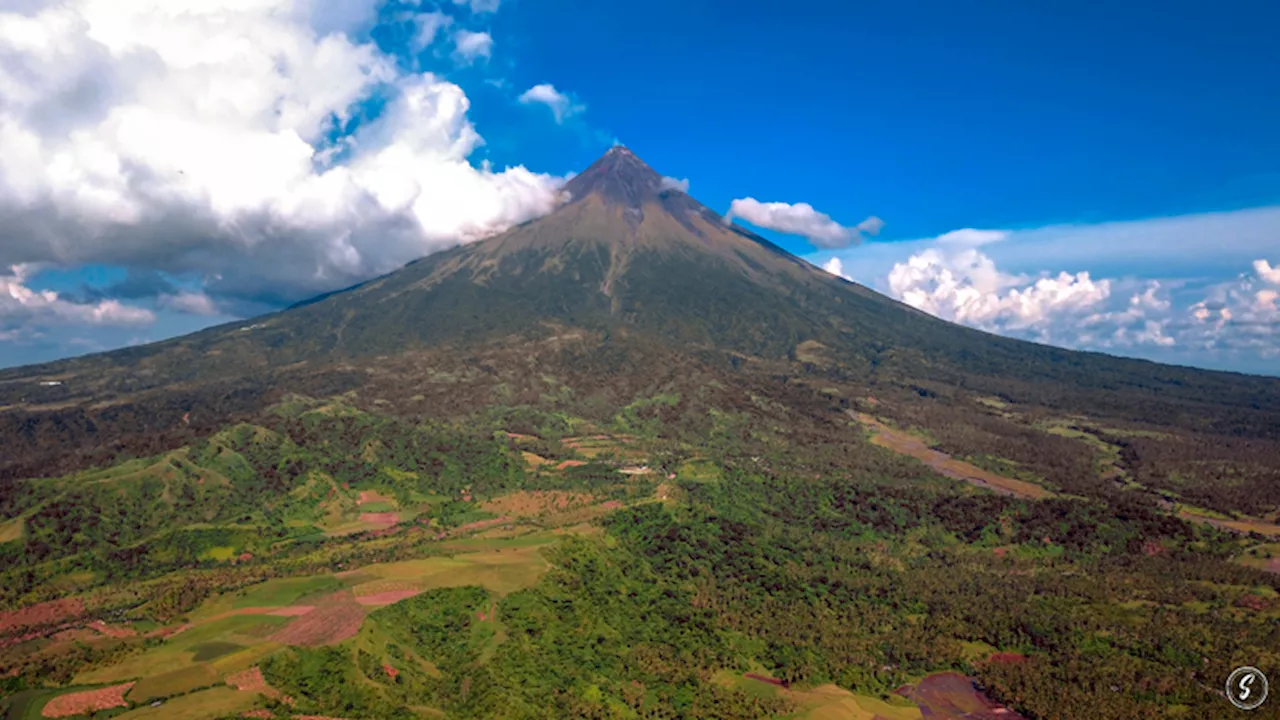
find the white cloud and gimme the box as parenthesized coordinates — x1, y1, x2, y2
(412, 11, 453, 50)
(1185, 259, 1280, 357)
(2, 264, 154, 334)
(0, 0, 568, 315)
(660, 176, 689, 193)
(935, 228, 1008, 247)
(518, 83, 585, 124)
(452, 0, 501, 13)
(724, 198, 880, 248)
(451, 29, 492, 63)
(886, 247, 1113, 341)
(822, 257, 851, 280)
(1254, 259, 1280, 285)
(158, 290, 219, 316)
(874, 231, 1280, 360)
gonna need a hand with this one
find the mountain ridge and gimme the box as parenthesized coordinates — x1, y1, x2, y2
(3, 147, 1280, 486)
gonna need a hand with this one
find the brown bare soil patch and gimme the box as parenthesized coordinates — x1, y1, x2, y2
(357, 490, 392, 505)
(268, 606, 315, 617)
(42, 682, 135, 717)
(1268, 557, 1280, 574)
(555, 459, 586, 470)
(854, 413, 1051, 500)
(226, 666, 271, 693)
(989, 652, 1029, 665)
(0, 597, 85, 635)
(382, 664, 399, 679)
(505, 432, 536, 440)
(358, 512, 399, 526)
(1235, 594, 1272, 611)
(897, 671, 1026, 719)
(355, 589, 421, 607)
(242, 711, 275, 719)
(268, 592, 364, 647)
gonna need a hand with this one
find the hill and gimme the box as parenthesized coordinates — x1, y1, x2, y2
(4, 147, 1279, 483)
(2, 148, 1280, 720)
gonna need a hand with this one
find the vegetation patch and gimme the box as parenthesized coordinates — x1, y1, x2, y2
(113, 686, 257, 719)
(232, 576, 343, 609)
(0, 517, 23, 544)
(190, 641, 246, 661)
(127, 664, 218, 703)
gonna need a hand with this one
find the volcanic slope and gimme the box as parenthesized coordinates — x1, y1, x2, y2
(4, 147, 1280, 482)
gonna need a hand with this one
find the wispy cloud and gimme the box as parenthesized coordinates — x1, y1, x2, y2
(660, 176, 690, 193)
(452, 0, 501, 13)
(452, 29, 493, 63)
(518, 83, 586, 124)
(725, 198, 881, 248)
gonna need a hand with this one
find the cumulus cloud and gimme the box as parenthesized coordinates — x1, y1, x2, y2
(451, 29, 492, 63)
(1184, 259, 1280, 357)
(724, 198, 881, 248)
(2, 264, 154, 336)
(660, 176, 690, 193)
(886, 247, 1112, 341)
(518, 83, 585, 124)
(877, 231, 1280, 359)
(822, 257, 851, 280)
(1254, 259, 1280, 285)
(0, 0, 567, 318)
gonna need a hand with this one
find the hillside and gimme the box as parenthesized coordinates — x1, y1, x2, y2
(3, 148, 1280, 485)
(3, 148, 1280, 720)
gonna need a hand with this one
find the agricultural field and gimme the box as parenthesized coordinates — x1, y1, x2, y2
(3, 396, 1279, 719)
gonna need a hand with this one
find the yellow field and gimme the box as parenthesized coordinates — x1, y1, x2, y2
(854, 413, 1052, 500)
(114, 686, 257, 719)
(0, 515, 24, 543)
(713, 672, 921, 719)
(366, 545, 551, 595)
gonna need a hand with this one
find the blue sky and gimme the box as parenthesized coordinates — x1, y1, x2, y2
(2, 0, 1278, 373)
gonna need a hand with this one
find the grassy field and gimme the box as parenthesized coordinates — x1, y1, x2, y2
(712, 672, 922, 719)
(0, 516, 23, 544)
(126, 665, 219, 703)
(114, 686, 257, 719)
(231, 575, 344, 609)
(60, 535, 555, 717)
(76, 615, 292, 684)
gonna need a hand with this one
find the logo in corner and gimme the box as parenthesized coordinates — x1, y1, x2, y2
(1227, 666, 1268, 711)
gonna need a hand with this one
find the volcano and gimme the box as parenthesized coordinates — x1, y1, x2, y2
(3, 147, 1280, 479)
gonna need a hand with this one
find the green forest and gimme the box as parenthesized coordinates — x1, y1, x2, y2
(2, 391, 1277, 720)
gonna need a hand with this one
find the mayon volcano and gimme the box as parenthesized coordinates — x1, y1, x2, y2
(4, 147, 1278, 479)
(2, 148, 1280, 719)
